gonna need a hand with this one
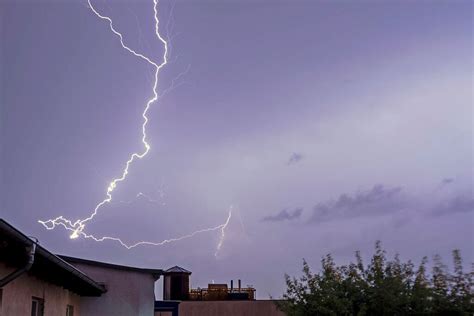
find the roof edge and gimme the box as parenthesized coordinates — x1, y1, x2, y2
(0, 219, 106, 296)
(59, 255, 163, 278)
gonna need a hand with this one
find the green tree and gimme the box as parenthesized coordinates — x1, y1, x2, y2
(431, 254, 450, 313)
(411, 256, 432, 313)
(277, 242, 473, 316)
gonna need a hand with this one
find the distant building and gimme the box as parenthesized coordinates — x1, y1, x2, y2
(155, 266, 285, 316)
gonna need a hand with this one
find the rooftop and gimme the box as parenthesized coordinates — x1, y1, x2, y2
(59, 255, 163, 280)
(0, 219, 106, 296)
(165, 265, 192, 274)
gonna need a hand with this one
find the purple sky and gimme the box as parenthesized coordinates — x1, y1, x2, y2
(1, 0, 472, 298)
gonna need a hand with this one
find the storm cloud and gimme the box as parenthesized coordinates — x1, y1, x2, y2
(262, 208, 303, 222)
(441, 178, 455, 185)
(309, 185, 405, 223)
(431, 195, 474, 216)
(287, 152, 303, 166)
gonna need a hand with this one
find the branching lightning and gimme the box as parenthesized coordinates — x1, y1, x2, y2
(45, 209, 232, 250)
(38, 0, 232, 251)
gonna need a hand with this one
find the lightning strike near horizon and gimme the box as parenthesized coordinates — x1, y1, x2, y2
(38, 0, 232, 251)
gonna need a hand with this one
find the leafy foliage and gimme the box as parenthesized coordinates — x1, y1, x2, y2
(277, 242, 473, 315)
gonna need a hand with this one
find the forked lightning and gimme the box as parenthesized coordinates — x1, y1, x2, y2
(39, 0, 231, 251)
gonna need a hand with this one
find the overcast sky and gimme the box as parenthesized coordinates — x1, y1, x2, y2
(1, 0, 472, 298)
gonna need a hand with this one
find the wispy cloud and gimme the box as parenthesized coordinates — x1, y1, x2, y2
(262, 208, 303, 222)
(287, 152, 303, 166)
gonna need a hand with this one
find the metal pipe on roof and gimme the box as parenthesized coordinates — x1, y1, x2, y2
(0, 239, 37, 288)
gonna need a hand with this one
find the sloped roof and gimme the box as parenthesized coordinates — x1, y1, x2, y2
(0, 219, 106, 296)
(59, 255, 163, 280)
(165, 265, 192, 274)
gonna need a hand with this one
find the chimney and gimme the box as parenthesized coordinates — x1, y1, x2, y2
(230, 280, 234, 291)
(238, 279, 241, 291)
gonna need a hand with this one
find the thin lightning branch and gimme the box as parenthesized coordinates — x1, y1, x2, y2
(128, 6, 153, 81)
(237, 210, 248, 237)
(155, 179, 167, 205)
(158, 63, 190, 99)
(48, 209, 232, 250)
(215, 206, 233, 257)
(38, 0, 231, 251)
(117, 192, 159, 205)
(116, 183, 165, 206)
(165, 0, 178, 60)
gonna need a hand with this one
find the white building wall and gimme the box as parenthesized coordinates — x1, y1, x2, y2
(0, 262, 81, 316)
(69, 262, 156, 316)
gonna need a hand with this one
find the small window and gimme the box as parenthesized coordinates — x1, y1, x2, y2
(66, 305, 74, 316)
(31, 297, 44, 316)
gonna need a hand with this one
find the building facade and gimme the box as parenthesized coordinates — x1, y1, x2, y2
(60, 256, 162, 316)
(178, 300, 285, 316)
(0, 219, 105, 316)
(0, 219, 163, 316)
(0, 262, 82, 316)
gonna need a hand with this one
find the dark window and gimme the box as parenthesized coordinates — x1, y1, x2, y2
(66, 305, 74, 316)
(31, 297, 44, 316)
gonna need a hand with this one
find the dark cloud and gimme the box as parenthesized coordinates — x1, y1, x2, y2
(262, 208, 303, 222)
(431, 195, 474, 216)
(287, 152, 303, 165)
(309, 185, 405, 223)
(441, 178, 454, 185)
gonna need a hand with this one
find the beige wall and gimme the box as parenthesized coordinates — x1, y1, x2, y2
(0, 263, 81, 316)
(179, 300, 286, 316)
(70, 263, 156, 316)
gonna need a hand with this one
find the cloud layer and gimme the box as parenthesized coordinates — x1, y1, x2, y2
(287, 153, 303, 166)
(262, 208, 304, 222)
(431, 195, 474, 216)
(309, 185, 405, 223)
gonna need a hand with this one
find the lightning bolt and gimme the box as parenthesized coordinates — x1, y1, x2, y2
(44, 209, 232, 250)
(38, 0, 232, 251)
(215, 206, 233, 257)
